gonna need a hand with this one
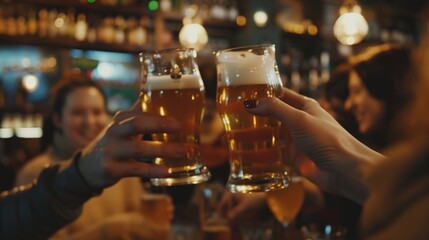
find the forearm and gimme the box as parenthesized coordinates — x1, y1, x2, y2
(337, 136, 387, 205)
(0, 155, 102, 240)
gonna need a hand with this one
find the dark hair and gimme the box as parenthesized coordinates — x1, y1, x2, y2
(41, 74, 106, 149)
(349, 44, 413, 148)
(324, 63, 361, 139)
(325, 63, 352, 102)
(350, 44, 413, 122)
(52, 74, 107, 118)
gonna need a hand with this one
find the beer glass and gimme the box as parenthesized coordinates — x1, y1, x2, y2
(198, 183, 232, 240)
(215, 44, 289, 193)
(139, 48, 211, 186)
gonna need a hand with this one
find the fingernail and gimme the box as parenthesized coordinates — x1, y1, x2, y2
(244, 99, 258, 108)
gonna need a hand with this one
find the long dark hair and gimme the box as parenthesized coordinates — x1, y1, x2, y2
(349, 44, 413, 149)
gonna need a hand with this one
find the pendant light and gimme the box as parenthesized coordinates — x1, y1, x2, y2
(333, 0, 368, 45)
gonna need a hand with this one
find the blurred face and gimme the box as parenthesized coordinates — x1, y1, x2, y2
(55, 87, 109, 149)
(344, 71, 386, 135)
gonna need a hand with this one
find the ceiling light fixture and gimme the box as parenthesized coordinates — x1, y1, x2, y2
(333, 0, 368, 45)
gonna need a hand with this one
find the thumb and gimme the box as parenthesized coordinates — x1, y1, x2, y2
(243, 97, 312, 130)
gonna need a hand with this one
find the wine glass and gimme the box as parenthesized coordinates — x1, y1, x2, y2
(266, 174, 305, 238)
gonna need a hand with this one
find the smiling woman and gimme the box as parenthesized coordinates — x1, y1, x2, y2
(15, 73, 110, 185)
(344, 44, 413, 150)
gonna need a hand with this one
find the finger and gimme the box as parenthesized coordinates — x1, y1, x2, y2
(108, 115, 182, 138)
(130, 100, 142, 111)
(227, 201, 247, 221)
(279, 88, 338, 121)
(245, 97, 339, 130)
(278, 87, 310, 109)
(112, 110, 138, 124)
(108, 160, 169, 179)
(111, 100, 145, 123)
(244, 97, 311, 129)
(105, 140, 186, 159)
(217, 191, 233, 213)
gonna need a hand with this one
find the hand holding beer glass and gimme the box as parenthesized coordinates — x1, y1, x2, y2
(139, 48, 211, 186)
(215, 44, 289, 193)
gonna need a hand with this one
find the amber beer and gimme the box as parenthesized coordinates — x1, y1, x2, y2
(140, 193, 171, 225)
(140, 74, 210, 185)
(215, 44, 289, 193)
(201, 225, 232, 240)
(266, 176, 305, 226)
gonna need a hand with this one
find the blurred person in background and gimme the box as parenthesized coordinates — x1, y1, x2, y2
(14, 72, 173, 239)
(321, 63, 361, 139)
(315, 44, 413, 237)
(314, 63, 364, 238)
(345, 44, 413, 151)
(16, 73, 110, 185)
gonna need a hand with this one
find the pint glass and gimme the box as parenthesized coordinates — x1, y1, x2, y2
(139, 48, 210, 186)
(215, 44, 289, 193)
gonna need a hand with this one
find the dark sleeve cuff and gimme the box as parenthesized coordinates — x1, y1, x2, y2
(52, 151, 103, 208)
(1, 166, 84, 240)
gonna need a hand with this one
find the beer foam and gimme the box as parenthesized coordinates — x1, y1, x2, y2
(142, 74, 203, 90)
(216, 51, 279, 87)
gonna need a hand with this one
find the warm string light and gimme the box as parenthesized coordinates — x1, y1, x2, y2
(0, 114, 43, 139)
(22, 74, 39, 92)
(253, 11, 268, 27)
(179, 4, 208, 51)
(333, 0, 368, 45)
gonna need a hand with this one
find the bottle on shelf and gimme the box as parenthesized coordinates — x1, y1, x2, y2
(75, 13, 88, 41)
(16, 16, 27, 35)
(38, 8, 48, 37)
(6, 17, 17, 36)
(66, 9, 76, 39)
(27, 10, 38, 35)
(48, 9, 58, 38)
(134, 16, 148, 46)
(114, 15, 126, 44)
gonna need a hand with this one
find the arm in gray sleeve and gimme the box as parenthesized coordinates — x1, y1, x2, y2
(0, 154, 102, 240)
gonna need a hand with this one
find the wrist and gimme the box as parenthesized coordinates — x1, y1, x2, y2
(337, 172, 369, 205)
(53, 151, 103, 207)
(336, 138, 386, 204)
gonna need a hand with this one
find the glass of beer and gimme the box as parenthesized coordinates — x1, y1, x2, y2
(266, 175, 305, 227)
(139, 48, 211, 186)
(215, 44, 289, 193)
(198, 183, 232, 240)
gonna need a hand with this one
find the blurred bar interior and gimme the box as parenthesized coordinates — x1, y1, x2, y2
(0, 0, 425, 190)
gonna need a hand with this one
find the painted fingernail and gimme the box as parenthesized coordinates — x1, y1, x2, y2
(244, 99, 258, 108)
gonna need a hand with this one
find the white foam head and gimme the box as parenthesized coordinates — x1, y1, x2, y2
(216, 51, 281, 87)
(142, 74, 204, 90)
